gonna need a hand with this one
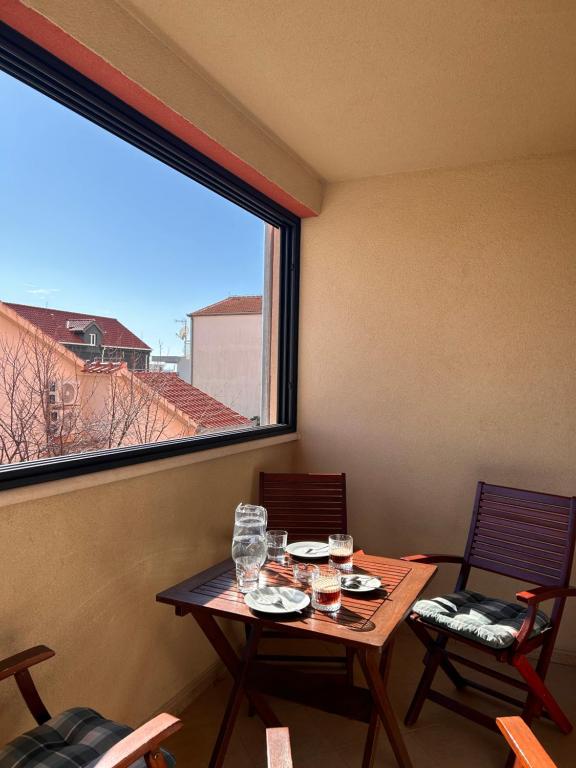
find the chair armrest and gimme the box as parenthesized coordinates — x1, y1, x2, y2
(266, 727, 293, 768)
(0, 646, 55, 683)
(93, 714, 182, 768)
(516, 586, 576, 605)
(496, 716, 557, 767)
(401, 554, 465, 565)
(514, 586, 576, 648)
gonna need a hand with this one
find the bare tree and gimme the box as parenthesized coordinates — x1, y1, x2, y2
(0, 329, 92, 462)
(0, 329, 189, 464)
(90, 368, 185, 449)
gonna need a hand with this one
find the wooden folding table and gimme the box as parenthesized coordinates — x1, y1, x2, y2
(157, 552, 435, 768)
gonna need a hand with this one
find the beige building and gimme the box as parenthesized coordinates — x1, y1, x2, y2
(188, 295, 262, 422)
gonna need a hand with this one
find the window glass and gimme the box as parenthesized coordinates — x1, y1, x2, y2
(0, 68, 282, 467)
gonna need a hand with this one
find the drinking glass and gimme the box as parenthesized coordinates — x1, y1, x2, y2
(232, 533, 266, 592)
(329, 533, 353, 572)
(266, 529, 288, 562)
(311, 566, 341, 612)
(293, 562, 319, 586)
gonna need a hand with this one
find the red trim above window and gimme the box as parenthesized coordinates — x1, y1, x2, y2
(0, 0, 316, 218)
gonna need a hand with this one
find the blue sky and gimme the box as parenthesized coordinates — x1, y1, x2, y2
(0, 69, 265, 357)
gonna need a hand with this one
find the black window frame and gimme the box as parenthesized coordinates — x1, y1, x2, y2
(0, 22, 300, 491)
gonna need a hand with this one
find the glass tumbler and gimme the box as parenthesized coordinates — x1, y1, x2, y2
(232, 533, 266, 592)
(266, 529, 288, 562)
(329, 533, 353, 572)
(293, 562, 319, 586)
(311, 566, 342, 612)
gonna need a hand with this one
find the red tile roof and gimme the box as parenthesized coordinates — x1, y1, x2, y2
(191, 295, 262, 316)
(134, 372, 252, 431)
(83, 361, 127, 374)
(4, 303, 151, 350)
(67, 319, 97, 332)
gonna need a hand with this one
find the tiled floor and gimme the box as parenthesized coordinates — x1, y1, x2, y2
(165, 626, 575, 766)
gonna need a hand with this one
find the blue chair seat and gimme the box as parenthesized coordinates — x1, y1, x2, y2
(412, 590, 551, 649)
(0, 707, 176, 768)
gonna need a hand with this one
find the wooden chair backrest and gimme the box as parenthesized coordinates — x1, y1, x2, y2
(497, 716, 557, 768)
(259, 472, 347, 541)
(463, 482, 576, 588)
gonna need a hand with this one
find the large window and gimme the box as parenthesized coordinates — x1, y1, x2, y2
(0, 23, 299, 489)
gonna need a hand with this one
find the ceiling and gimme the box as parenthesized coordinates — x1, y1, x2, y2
(118, 0, 576, 182)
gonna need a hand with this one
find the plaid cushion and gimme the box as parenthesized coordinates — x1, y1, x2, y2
(0, 708, 176, 768)
(412, 590, 551, 649)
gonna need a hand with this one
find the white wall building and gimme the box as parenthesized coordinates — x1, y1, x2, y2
(188, 296, 262, 421)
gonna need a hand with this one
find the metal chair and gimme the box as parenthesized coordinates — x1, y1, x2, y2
(402, 481, 576, 744)
(0, 645, 181, 768)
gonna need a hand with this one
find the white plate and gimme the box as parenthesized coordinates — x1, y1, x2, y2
(341, 574, 382, 592)
(286, 540, 329, 559)
(244, 586, 310, 614)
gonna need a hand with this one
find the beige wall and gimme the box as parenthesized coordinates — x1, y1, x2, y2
(0, 437, 295, 743)
(297, 154, 576, 652)
(17, 0, 323, 215)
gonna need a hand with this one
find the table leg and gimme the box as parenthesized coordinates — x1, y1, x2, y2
(358, 645, 413, 768)
(361, 640, 394, 768)
(190, 609, 281, 728)
(208, 623, 263, 768)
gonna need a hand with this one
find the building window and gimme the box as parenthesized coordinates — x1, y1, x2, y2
(0, 22, 299, 489)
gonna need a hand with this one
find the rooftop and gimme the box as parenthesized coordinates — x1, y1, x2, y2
(4, 302, 151, 351)
(190, 295, 262, 317)
(83, 361, 127, 374)
(134, 372, 252, 431)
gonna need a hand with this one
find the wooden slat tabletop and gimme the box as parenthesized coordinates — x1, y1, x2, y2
(157, 552, 436, 649)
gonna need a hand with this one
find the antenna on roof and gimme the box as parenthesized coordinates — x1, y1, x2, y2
(174, 319, 188, 356)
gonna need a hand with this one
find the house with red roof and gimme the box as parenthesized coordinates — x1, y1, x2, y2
(187, 295, 263, 421)
(4, 303, 151, 371)
(135, 372, 251, 433)
(0, 302, 251, 463)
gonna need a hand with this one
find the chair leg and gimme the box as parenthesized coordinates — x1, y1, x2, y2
(503, 750, 520, 768)
(434, 635, 467, 690)
(410, 620, 466, 692)
(245, 624, 256, 718)
(512, 654, 572, 735)
(405, 621, 466, 726)
(145, 751, 169, 768)
(530, 634, 557, 720)
(405, 644, 444, 727)
(346, 648, 355, 687)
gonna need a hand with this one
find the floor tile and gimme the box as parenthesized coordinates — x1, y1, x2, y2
(165, 625, 576, 766)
